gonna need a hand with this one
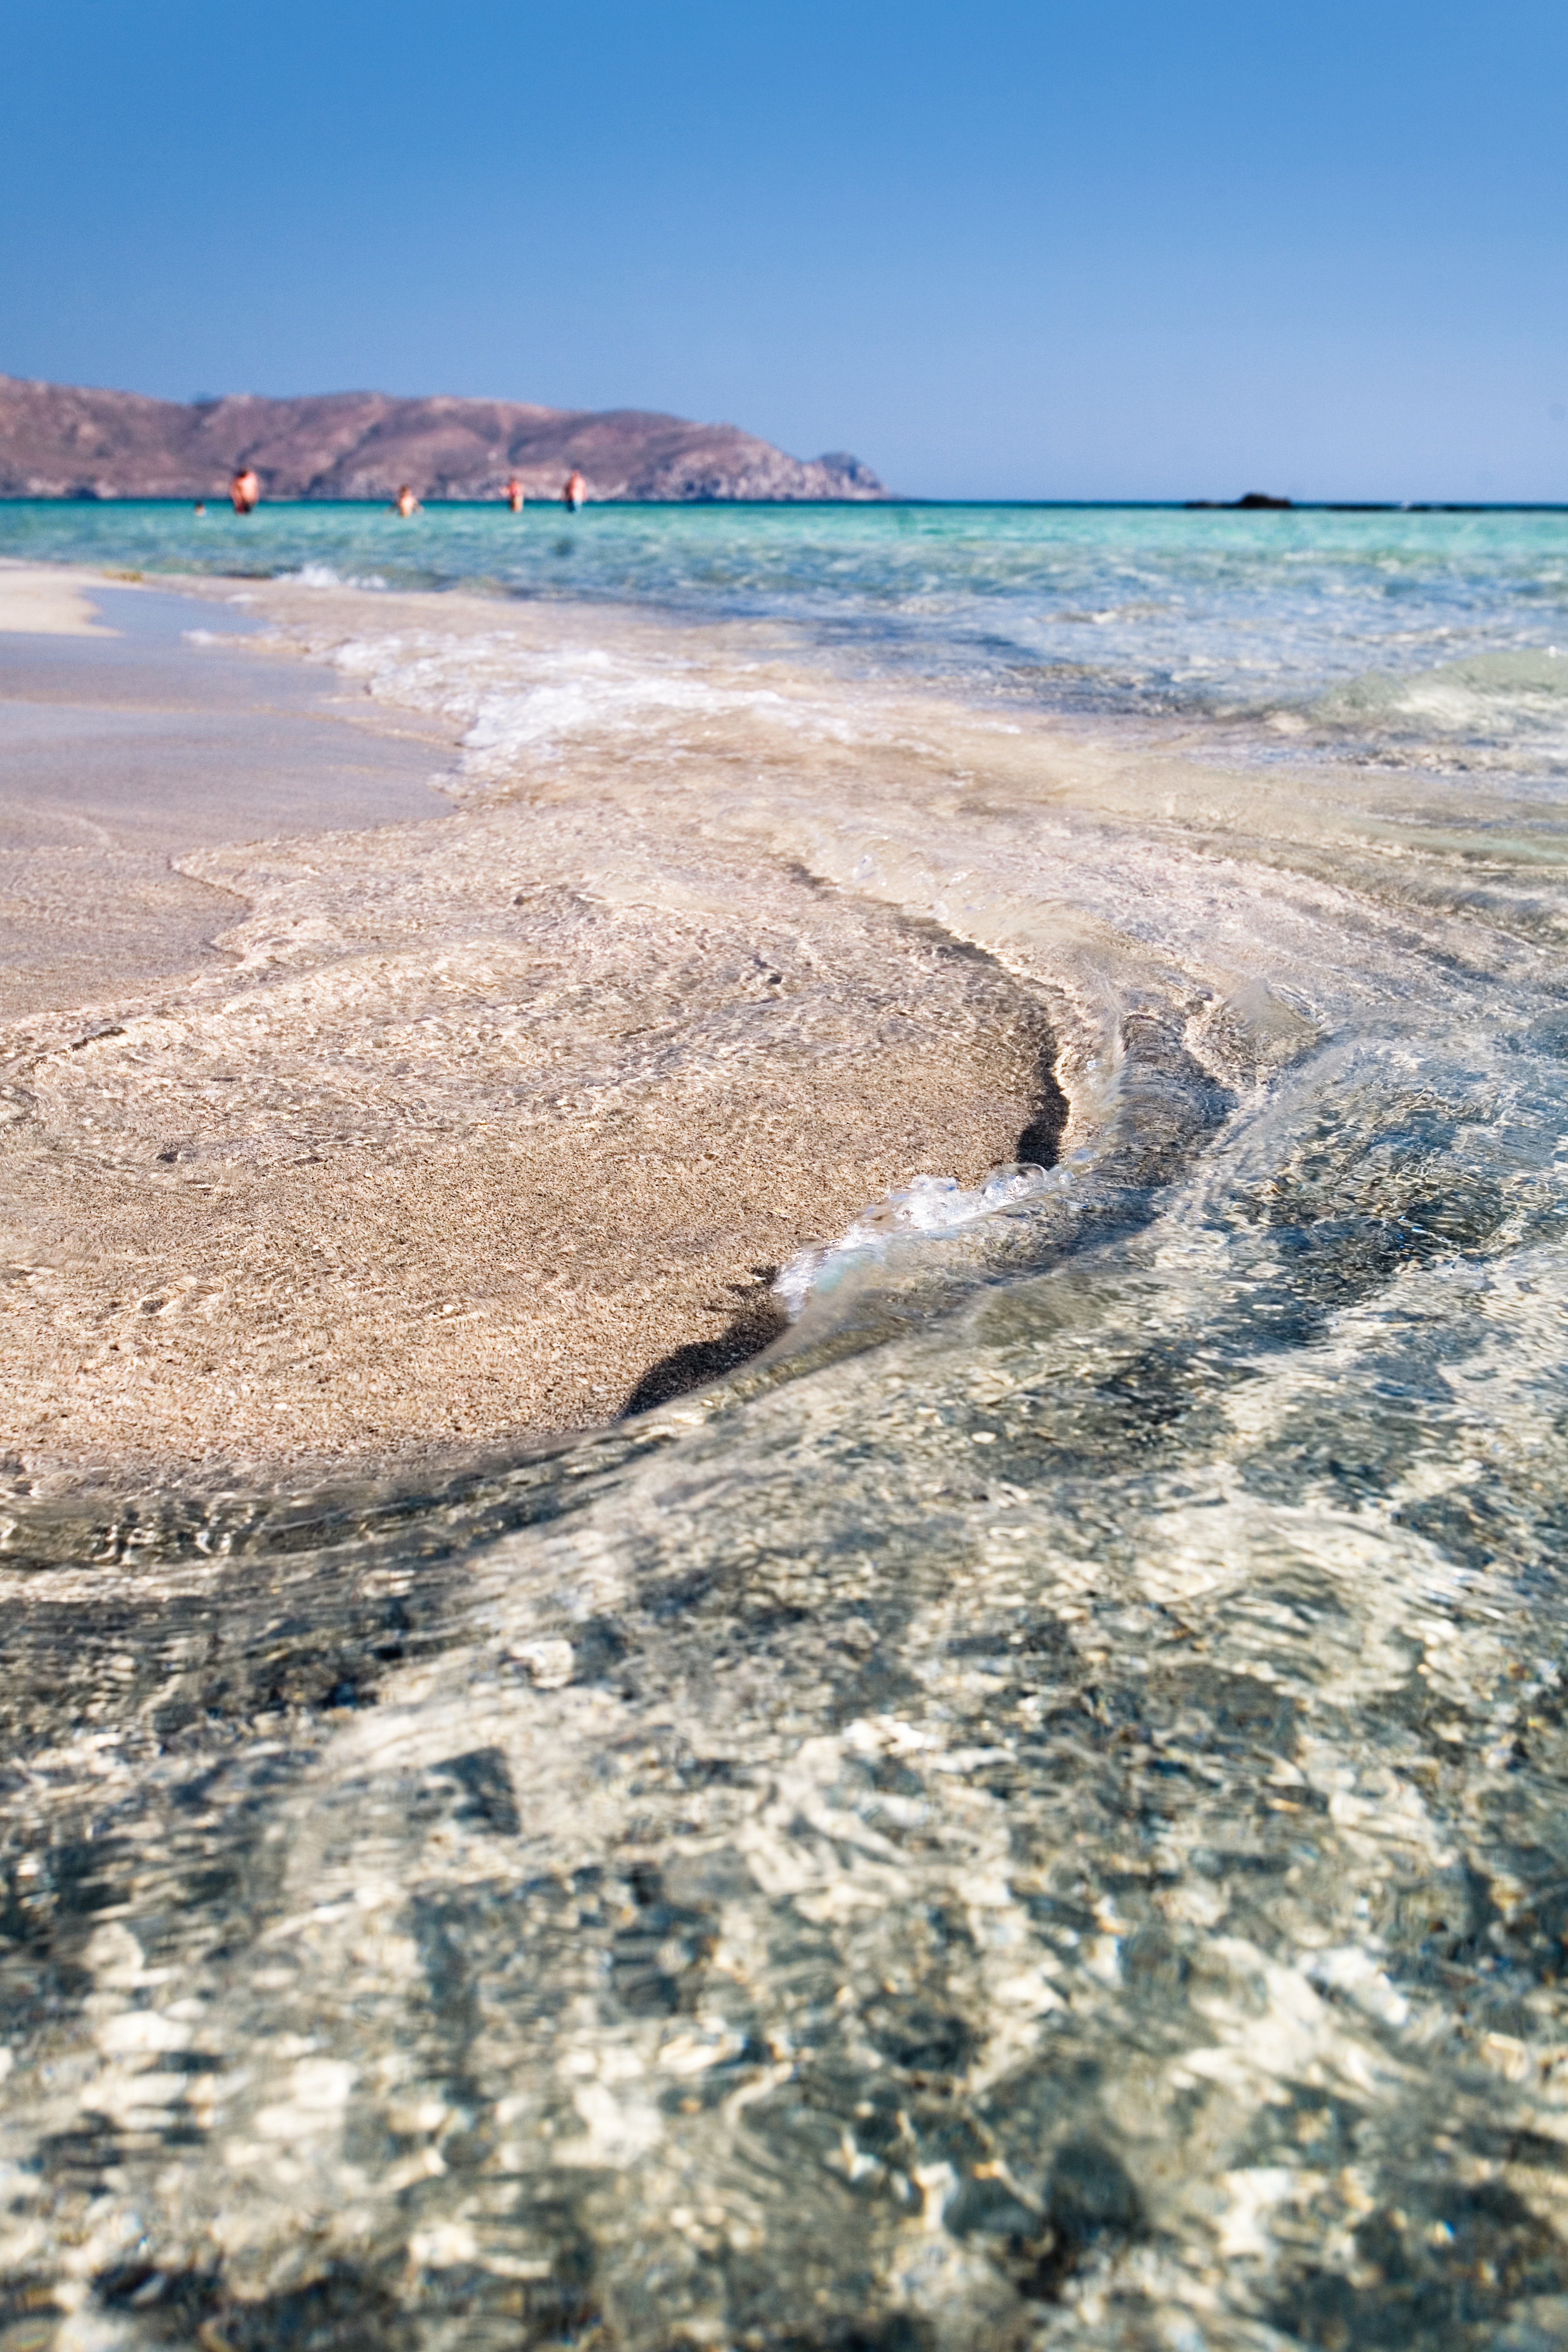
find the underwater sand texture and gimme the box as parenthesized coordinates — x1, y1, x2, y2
(5, 545, 1568, 2347)
(0, 580, 1063, 1485)
(0, 825, 1057, 1480)
(8, 565, 1558, 1500)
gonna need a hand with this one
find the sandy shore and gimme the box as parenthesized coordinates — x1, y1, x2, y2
(0, 567, 1063, 1492)
(0, 565, 451, 1018)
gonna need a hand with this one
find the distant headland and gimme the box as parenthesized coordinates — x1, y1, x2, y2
(0, 376, 887, 503)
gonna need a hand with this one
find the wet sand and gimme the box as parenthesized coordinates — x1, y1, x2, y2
(0, 567, 1062, 1491)
(0, 568, 452, 1018)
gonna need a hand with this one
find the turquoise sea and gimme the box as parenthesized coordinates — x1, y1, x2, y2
(5, 496, 1568, 768)
(6, 500, 1568, 2350)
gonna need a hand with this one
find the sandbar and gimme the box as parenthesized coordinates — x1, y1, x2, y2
(0, 567, 1062, 1496)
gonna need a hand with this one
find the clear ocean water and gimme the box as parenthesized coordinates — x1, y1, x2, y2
(5, 500, 1568, 2352)
(5, 496, 1568, 770)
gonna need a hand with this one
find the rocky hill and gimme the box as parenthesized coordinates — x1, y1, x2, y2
(0, 377, 887, 502)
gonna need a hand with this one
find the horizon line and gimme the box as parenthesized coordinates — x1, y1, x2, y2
(3, 495, 1566, 514)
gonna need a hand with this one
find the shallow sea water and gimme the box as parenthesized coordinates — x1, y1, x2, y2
(4, 503, 1568, 2350)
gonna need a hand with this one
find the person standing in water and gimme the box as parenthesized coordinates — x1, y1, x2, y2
(505, 477, 525, 513)
(394, 484, 420, 517)
(229, 468, 260, 514)
(562, 469, 586, 511)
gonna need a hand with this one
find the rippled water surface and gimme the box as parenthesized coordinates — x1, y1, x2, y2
(4, 506, 1568, 2350)
(6, 497, 1568, 769)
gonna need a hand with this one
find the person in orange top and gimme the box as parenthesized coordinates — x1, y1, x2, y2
(505, 477, 525, 512)
(229, 468, 260, 513)
(562, 469, 586, 511)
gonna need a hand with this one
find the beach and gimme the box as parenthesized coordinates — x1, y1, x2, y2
(3, 508, 1568, 2349)
(0, 564, 1062, 1487)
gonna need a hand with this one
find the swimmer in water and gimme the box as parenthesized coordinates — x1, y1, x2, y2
(394, 485, 420, 517)
(505, 477, 525, 513)
(229, 468, 260, 514)
(194, 501, 207, 518)
(562, 469, 586, 511)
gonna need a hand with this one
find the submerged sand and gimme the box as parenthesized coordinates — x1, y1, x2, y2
(0, 568, 1063, 1490)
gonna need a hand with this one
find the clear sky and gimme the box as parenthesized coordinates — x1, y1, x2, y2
(3, 0, 1565, 500)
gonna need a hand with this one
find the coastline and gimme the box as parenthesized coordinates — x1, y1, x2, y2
(0, 563, 1065, 1492)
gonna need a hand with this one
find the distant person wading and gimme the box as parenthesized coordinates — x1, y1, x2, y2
(229, 468, 260, 514)
(562, 469, 586, 511)
(505, 477, 525, 513)
(394, 485, 421, 518)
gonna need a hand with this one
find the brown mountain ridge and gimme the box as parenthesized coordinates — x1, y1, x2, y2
(0, 376, 887, 503)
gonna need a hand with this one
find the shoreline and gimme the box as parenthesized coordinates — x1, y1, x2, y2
(4, 541, 1568, 2346)
(0, 563, 1070, 1496)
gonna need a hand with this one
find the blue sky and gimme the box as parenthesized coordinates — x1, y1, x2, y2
(3, 0, 1565, 499)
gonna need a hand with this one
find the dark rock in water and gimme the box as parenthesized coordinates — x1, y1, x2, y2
(1184, 491, 1295, 509)
(0, 374, 888, 503)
